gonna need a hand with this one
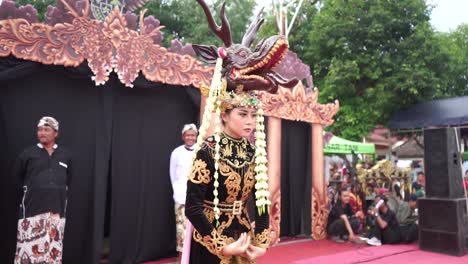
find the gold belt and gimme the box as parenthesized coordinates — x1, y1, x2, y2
(203, 200, 244, 215)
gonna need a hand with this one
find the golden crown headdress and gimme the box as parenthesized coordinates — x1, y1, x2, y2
(219, 90, 261, 111)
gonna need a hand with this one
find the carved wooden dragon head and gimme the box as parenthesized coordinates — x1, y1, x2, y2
(192, 0, 298, 93)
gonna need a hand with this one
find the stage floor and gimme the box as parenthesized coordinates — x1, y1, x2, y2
(147, 238, 468, 264)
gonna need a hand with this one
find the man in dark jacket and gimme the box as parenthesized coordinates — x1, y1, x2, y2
(14, 116, 72, 263)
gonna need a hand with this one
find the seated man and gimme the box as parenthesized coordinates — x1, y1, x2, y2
(397, 194, 419, 243)
(327, 186, 363, 243)
(365, 195, 401, 246)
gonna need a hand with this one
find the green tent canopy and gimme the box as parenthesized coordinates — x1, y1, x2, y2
(324, 135, 375, 154)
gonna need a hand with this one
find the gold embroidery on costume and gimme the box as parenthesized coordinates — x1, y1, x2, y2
(203, 207, 215, 223)
(221, 137, 230, 145)
(237, 214, 252, 231)
(241, 164, 256, 201)
(199, 209, 249, 263)
(191, 134, 267, 263)
(236, 145, 247, 159)
(221, 142, 233, 157)
(254, 229, 271, 248)
(194, 213, 256, 264)
(189, 159, 211, 184)
(206, 133, 254, 169)
(193, 229, 235, 256)
(218, 213, 236, 235)
(242, 142, 247, 149)
(219, 161, 242, 203)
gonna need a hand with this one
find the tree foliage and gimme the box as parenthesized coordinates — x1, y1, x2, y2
(305, 0, 447, 140)
(435, 24, 468, 98)
(141, 0, 256, 47)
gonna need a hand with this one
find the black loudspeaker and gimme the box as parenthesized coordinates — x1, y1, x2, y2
(418, 197, 468, 256)
(423, 128, 464, 198)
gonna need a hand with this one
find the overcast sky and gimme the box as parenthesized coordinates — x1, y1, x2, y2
(427, 0, 468, 32)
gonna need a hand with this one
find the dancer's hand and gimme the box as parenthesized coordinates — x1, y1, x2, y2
(245, 245, 267, 260)
(221, 233, 250, 256)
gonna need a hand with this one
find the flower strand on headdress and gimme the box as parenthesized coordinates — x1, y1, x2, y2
(190, 57, 225, 225)
(254, 106, 271, 215)
(212, 101, 222, 224)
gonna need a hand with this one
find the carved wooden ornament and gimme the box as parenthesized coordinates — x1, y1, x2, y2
(0, 0, 213, 88)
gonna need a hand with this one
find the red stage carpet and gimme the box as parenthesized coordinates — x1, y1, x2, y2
(146, 238, 468, 264)
(361, 249, 468, 264)
(289, 240, 417, 264)
(257, 238, 356, 263)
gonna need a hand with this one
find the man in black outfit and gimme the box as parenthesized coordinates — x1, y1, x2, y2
(327, 186, 363, 243)
(365, 195, 401, 246)
(14, 116, 72, 263)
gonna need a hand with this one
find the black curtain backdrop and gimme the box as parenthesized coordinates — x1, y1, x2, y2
(0, 57, 199, 264)
(108, 80, 198, 263)
(280, 119, 312, 237)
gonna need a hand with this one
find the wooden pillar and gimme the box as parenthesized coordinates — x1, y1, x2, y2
(311, 124, 325, 202)
(267, 116, 282, 245)
(311, 123, 328, 239)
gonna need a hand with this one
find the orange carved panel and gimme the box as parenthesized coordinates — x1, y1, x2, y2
(259, 82, 339, 126)
(0, 6, 213, 88)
